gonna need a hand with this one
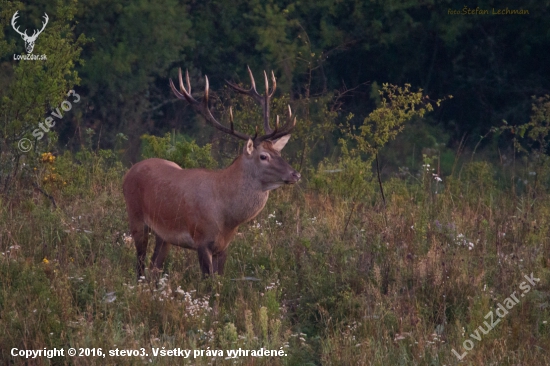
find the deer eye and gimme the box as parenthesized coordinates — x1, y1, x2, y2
(260, 154, 268, 161)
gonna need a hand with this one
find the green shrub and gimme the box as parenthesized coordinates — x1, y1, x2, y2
(140, 132, 216, 169)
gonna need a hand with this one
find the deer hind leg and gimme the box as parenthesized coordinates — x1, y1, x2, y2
(131, 224, 149, 279)
(212, 249, 228, 275)
(150, 234, 171, 279)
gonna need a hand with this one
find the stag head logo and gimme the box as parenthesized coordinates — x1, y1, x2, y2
(11, 11, 49, 54)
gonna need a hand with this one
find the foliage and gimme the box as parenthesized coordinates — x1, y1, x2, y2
(24, 148, 125, 203)
(0, 0, 87, 193)
(140, 132, 216, 169)
(0, 0, 86, 145)
(290, 92, 343, 168)
(72, 0, 193, 142)
(312, 83, 449, 200)
(3, 0, 546, 158)
(310, 138, 375, 200)
(348, 83, 451, 157)
(501, 95, 550, 155)
(497, 95, 550, 195)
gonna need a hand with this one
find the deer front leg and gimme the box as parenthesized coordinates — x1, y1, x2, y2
(150, 234, 171, 280)
(197, 245, 213, 276)
(131, 224, 149, 279)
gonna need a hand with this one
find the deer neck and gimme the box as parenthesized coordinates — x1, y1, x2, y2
(219, 156, 269, 226)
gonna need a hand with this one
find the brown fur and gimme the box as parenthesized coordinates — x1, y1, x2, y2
(123, 137, 300, 278)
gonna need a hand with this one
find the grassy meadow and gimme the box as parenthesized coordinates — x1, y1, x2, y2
(1, 141, 549, 365)
(1, 1, 549, 365)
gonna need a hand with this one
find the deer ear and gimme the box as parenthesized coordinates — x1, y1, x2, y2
(271, 135, 291, 152)
(244, 139, 254, 155)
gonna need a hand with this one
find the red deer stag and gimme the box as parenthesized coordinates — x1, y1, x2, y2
(123, 67, 300, 279)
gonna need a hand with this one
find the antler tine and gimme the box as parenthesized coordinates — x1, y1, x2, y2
(262, 70, 273, 134)
(263, 70, 269, 98)
(269, 70, 277, 97)
(179, 68, 190, 99)
(203, 75, 210, 105)
(210, 66, 297, 143)
(169, 79, 186, 101)
(170, 68, 252, 141)
(226, 66, 263, 104)
(226, 66, 279, 137)
(169, 68, 197, 105)
(256, 104, 296, 143)
(287, 104, 292, 123)
(247, 65, 258, 95)
(272, 115, 279, 135)
(185, 69, 191, 95)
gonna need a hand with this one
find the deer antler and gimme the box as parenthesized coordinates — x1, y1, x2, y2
(226, 67, 296, 142)
(170, 68, 296, 143)
(226, 66, 277, 134)
(255, 104, 296, 143)
(169, 69, 253, 141)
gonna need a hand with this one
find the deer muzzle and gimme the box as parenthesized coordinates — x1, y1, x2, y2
(284, 170, 301, 184)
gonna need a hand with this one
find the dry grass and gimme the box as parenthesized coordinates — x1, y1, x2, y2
(0, 151, 549, 365)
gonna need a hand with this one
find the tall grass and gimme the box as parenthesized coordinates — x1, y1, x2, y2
(1, 145, 548, 365)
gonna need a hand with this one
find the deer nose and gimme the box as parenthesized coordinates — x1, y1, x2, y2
(284, 170, 301, 184)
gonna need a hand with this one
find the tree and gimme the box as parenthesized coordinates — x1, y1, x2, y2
(0, 0, 86, 194)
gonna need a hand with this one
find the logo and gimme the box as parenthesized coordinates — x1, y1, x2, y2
(11, 11, 48, 60)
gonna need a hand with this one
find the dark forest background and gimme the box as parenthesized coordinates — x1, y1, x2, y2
(2, 0, 548, 166)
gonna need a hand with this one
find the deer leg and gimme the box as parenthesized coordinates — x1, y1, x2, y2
(212, 249, 228, 275)
(197, 245, 213, 276)
(131, 224, 148, 279)
(150, 234, 171, 278)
